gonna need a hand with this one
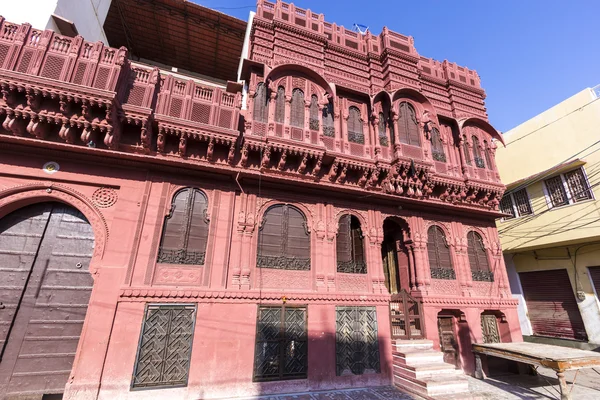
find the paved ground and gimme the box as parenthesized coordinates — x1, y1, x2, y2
(243, 367, 600, 399)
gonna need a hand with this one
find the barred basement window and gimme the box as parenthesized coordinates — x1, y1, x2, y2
(253, 306, 307, 381)
(467, 231, 493, 282)
(309, 94, 319, 131)
(472, 136, 485, 168)
(132, 304, 196, 389)
(427, 226, 455, 280)
(290, 88, 305, 128)
(253, 82, 268, 123)
(347, 106, 364, 144)
(378, 112, 388, 146)
(157, 188, 209, 265)
(462, 135, 472, 165)
(336, 306, 380, 376)
(431, 127, 446, 162)
(322, 101, 335, 137)
(336, 214, 366, 273)
(257, 204, 311, 270)
(275, 86, 285, 124)
(398, 102, 420, 146)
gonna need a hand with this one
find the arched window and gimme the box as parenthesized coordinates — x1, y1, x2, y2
(472, 136, 485, 168)
(290, 88, 305, 128)
(483, 140, 493, 170)
(398, 102, 420, 146)
(309, 94, 319, 131)
(257, 204, 310, 270)
(378, 112, 388, 146)
(462, 135, 472, 165)
(158, 188, 209, 265)
(275, 86, 285, 124)
(467, 231, 493, 282)
(253, 82, 268, 123)
(347, 106, 364, 144)
(431, 127, 446, 162)
(322, 101, 335, 137)
(336, 214, 366, 273)
(427, 226, 455, 280)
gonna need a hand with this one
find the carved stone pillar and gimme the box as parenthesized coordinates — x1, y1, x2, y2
(391, 110, 401, 159)
(284, 94, 292, 139)
(412, 234, 429, 288)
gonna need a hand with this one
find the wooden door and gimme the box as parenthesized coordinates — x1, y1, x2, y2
(437, 317, 459, 368)
(0, 203, 94, 398)
(481, 315, 501, 343)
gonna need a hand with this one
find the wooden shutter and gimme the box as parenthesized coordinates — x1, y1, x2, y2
(513, 189, 532, 216)
(275, 86, 285, 124)
(336, 214, 352, 264)
(427, 226, 455, 280)
(286, 206, 310, 262)
(565, 168, 592, 202)
(290, 88, 304, 128)
(186, 190, 209, 261)
(467, 231, 493, 281)
(519, 269, 587, 341)
(253, 82, 268, 123)
(322, 101, 335, 137)
(545, 175, 568, 207)
(398, 102, 420, 146)
(483, 140, 493, 169)
(258, 205, 285, 258)
(463, 135, 472, 165)
(378, 112, 388, 146)
(347, 106, 364, 144)
(431, 128, 446, 161)
(309, 94, 319, 131)
(160, 188, 189, 252)
(351, 221, 365, 266)
(472, 136, 484, 168)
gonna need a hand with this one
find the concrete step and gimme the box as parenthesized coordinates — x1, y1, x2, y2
(394, 373, 469, 398)
(392, 349, 444, 365)
(392, 339, 434, 351)
(432, 393, 484, 400)
(393, 361, 461, 380)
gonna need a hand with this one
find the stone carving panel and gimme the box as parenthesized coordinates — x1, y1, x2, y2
(337, 273, 368, 293)
(153, 266, 203, 286)
(256, 268, 311, 290)
(429, 278, 460, 295)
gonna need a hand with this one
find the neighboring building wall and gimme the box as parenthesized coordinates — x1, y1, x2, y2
(496, 86, 600, 347)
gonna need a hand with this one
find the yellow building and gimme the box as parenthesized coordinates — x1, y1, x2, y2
(495, 85, 600, 349)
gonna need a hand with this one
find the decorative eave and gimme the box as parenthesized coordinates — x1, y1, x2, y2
(271, 19, 329, 44)
(380, 48, 420, 64)
(447, 79, 486, 97)
(325, 42, 369, 61)
(420, 73, 447, 86)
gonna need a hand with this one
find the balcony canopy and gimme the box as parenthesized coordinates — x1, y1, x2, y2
(103, 0, 247, 82)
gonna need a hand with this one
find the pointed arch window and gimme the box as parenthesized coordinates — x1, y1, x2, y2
(253, 82, 268, 123)
(462, 135, 472, 165)
(158, 188, 209, 265)
(378, 112, 388, 147)
(257, 204, 310, 270)
(323, 101, 335, 137)
(398, 102, 420, 146)
(427, 226, 455, 280)
(472, 136, 485, 168)
(467, 231, 493, 282)
(309, 94, 320, 131)
(431, 127, 446, 162)
(290, 88, 305, 128)
(275, 86, 285, 124)
(347, 106, 364, 144)
(483, 140, 493, 170)
(336, 214, 366, 273)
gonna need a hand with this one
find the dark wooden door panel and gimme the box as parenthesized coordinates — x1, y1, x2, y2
(438, 317, 459, 367)
(0, 203, 94, 398)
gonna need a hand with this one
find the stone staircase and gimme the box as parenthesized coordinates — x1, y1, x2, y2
(392, 339, 471, 399)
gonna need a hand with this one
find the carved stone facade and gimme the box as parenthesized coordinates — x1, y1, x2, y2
(0, 2, 521, 399)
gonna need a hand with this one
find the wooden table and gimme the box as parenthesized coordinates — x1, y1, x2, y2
(473, 342, 600, 400)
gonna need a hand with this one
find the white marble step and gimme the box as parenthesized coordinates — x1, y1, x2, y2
(393, 361, 461, 380)
(394, 373, 469, 398)
(393, 339, 434, 351)
(392, 349, 444, 365)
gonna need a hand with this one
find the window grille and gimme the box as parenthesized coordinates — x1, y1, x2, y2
(253, 306, 307, 381)
(309, 94, 319, 131)
(398, 102, 420, 146)
(427, 226, 455, 280)
(565, 169, 592, 202)
(347, 106, 364, 144)
(257, 205, 311, 270)
(290, 88, 305, 128)
(467, 231, 493, 282)
(431, 128, 446, 162)
(322, 101, 335, 137)
(336, 214, 366, 273)
(378, 112, 388, 146)
(472, 136, 485, 168)
(132, 304, 196, 389)
(336, 306, 380, 376)
(499, 195, 515, 219)
(275, 86, 285, 124)
(157, 188, 209, 265)
(253, 82, 268, 123)
(545, 175, 569, 207)
(513, 188, 533, 216)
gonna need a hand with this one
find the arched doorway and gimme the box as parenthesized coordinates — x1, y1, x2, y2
(381, 218, 412, 294)
(0, 202, 94, 398)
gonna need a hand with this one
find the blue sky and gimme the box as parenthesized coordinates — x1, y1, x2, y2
(199, 0, 599, 133)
